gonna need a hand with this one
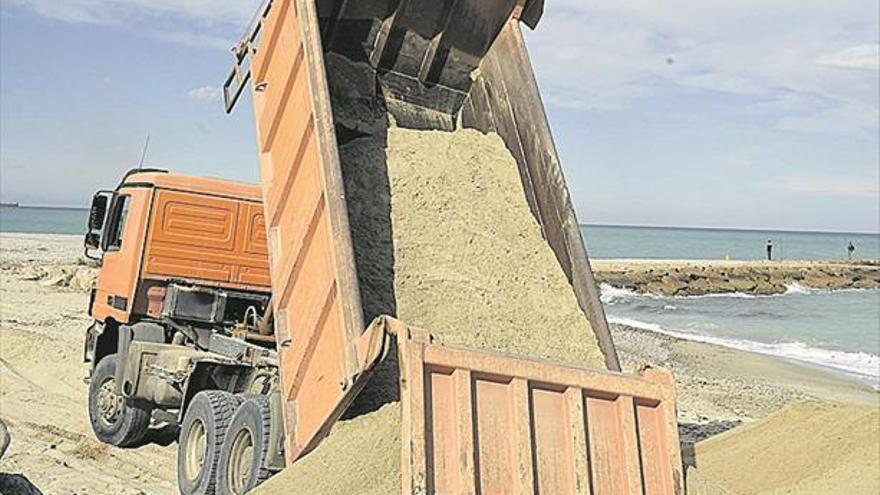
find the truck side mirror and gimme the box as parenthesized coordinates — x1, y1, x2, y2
(84, 191, 115, 259)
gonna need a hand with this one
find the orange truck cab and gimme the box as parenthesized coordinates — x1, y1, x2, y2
(83, 169, 287, 488)
(85, 169, 271, 327)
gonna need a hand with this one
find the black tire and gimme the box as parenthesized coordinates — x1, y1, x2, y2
(216, 395, 274, 495)
(178, 391, 243, 495)
(88, 354, 151, 447)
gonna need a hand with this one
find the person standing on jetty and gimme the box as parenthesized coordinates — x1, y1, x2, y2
(766, 239, 773, 261)
(848, 241, 855, 260)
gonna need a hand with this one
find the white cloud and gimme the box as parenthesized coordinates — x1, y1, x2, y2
(152, 30, 233, 51)
(775, 99, 879, 135)
(7, 0, 257, 25)
(8, 0, 879, 137)
(778, 172, 880, 198)
(817, 44, 880, 70)
(188, 85, 222, 102)
(6, 0, 264, 49)
(525, 0, 879, 135)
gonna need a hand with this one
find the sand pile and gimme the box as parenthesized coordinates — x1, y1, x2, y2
(687, 401, 880, 495)
(0, 234, 97, 292)
(12, 264, 96, 292)
(255, 127, 606, 493)
(346, 127, 605, 365)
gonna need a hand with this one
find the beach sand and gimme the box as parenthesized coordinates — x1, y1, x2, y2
(688, 401, 880, 495)
(1, 232, 877, 493)
(0, 234, 176, 494)
(611, 324, 878, 466)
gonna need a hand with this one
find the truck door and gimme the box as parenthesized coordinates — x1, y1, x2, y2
(92, 187, 151, 324)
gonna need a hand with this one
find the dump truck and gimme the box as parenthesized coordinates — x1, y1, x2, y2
(221, 0, 682, 494)
(82, 169, 286, 492)
(84, 1, 685, 494)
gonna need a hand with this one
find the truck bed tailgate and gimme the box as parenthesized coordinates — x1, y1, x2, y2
(397, 330, 684, 495)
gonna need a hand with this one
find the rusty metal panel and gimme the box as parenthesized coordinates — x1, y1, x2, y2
(247, 0, 368, 463)
(142, 189, 270, 289)
(398, 332, 684, 495)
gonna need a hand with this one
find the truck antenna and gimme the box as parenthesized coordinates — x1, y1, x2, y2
(138, 135, 151, 170)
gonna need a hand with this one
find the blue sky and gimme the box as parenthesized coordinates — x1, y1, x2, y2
(1, 0, 878, 233)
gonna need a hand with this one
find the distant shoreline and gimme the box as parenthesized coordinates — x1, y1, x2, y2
(582, 222, 880, 237)
(2, 208, 878, 235)
(0, 204, 89, 211)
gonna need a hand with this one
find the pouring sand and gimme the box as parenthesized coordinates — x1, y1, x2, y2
(254, 127, 605, 494)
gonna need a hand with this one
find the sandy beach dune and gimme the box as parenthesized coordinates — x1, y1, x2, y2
(688, 401, 880, 495)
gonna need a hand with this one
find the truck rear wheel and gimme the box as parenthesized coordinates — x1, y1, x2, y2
(178, 391, 243, 495)
(88, 354, 151, 447)
(217, 396, 273, 495)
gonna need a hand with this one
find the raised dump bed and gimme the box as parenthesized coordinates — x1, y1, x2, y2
(224, 0, 682, 491)
(226, 0, 619, 463)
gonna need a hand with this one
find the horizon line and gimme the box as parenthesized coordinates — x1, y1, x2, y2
(581, 222, 880, 236)
(2, 205, 877, 236)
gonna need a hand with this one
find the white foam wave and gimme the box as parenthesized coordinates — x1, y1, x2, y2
(609, 316, 880, 386)
(784, 282, 813, 294)
(600, 283, 760, 302)
(599, 284, 644, 304)
(678, 291, 758, 300)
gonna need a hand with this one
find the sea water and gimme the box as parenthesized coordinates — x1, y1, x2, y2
(3, 207, 878, 383)
(0, 206, 89, 235)
(602, 284, 880, 386)
(3, 208, 878, 260)
(582, 224, 880, 261)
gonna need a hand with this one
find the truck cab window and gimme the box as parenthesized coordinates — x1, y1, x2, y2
(105, 195, 130, 251)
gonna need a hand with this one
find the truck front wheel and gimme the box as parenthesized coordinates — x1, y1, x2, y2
(88, 354, 151, 447)
(178, 391, 243, 495)
(217, 396, 274, 495)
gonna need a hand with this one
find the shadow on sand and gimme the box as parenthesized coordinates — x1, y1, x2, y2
(0, 473, 43, 495)
(679, 419, 743, 470)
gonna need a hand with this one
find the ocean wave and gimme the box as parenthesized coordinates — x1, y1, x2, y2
(609, 316, 880, 385)
(678, 291, 759, 300)
(783, 282, 812, 294)
(599, 284, 644, 304)
(600, 283, 759, 303)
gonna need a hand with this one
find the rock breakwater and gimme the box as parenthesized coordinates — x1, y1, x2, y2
(592, 260, 879, 296)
